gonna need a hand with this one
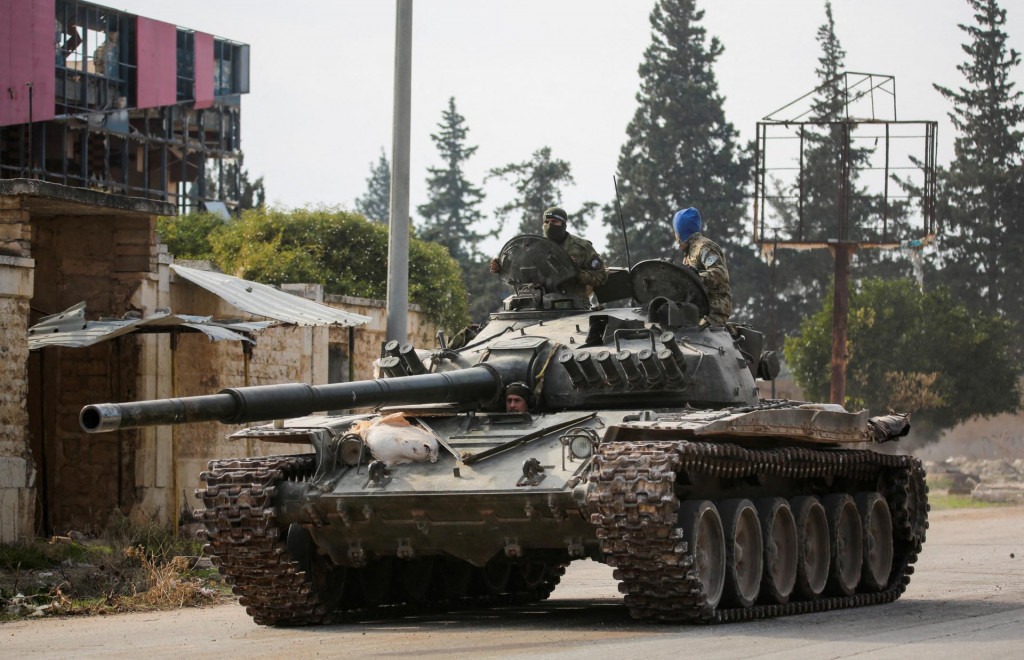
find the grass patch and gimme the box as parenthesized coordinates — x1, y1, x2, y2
(1, 512, 221, 620)
(0, 539, 98, 571)
(926, 475, 953, 491)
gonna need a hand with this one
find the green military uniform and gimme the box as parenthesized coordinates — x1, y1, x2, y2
(679, 232, 731, 325)
(552, 233, 608, 300)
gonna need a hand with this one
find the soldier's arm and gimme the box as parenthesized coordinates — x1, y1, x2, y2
(575, 248, 608, 287)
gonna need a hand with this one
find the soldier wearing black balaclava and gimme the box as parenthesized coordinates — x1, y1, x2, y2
(489, 207, 607, 300)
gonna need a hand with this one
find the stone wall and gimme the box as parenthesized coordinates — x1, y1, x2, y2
(30, 213, 163, 534)
(1, 190, 35, 542)
(0, 179, 172, 539)
(159, 275, 442, 524)
(0, 179, 444, 538)
(325, 294, 438, 381)
(0, 253, 35, 543)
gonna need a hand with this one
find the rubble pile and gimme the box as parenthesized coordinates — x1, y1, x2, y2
(926, 457, 1024, 504)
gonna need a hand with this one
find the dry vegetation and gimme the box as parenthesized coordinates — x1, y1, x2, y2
(0, 512, 223, 621)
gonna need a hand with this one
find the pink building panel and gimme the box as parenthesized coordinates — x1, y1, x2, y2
(135, 16, 177, 110)
(194, 32, 214, 109)
(1, 0, 57, 127)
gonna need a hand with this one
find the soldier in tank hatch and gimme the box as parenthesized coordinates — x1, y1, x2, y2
(503, 381, 532, 413)
(673, 207, 731, 326)
(490, 207, 607, 301)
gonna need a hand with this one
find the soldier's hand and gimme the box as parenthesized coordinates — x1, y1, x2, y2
(489, 258, 500, 273)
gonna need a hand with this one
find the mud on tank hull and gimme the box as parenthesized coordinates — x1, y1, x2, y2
(198, 405, 928, 626)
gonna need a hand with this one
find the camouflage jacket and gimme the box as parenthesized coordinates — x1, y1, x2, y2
(679, 232, 731, 325)
(554, 233, 607, 300)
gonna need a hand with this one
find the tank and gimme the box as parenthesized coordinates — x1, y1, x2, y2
(80, 235, 927, 625)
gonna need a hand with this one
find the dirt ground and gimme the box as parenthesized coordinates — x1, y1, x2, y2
(3, 505, 1022, 660)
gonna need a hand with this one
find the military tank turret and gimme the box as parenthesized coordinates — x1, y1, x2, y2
(80, 235, 927, 625)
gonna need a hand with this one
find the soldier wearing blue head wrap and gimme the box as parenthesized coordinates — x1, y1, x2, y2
(672, 207, 731, 326)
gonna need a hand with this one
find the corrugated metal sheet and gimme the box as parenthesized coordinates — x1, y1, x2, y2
(27, 302, 272, 350)
(170, 264, 371, 327)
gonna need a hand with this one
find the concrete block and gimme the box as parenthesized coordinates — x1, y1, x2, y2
(0, 196, 24, 211)
(0, 456, 27, 487)
(0, 488, 17, 542)
(115, 255, 154, 273)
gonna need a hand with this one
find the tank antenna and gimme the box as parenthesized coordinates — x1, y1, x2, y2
(613, 175, 632, 269)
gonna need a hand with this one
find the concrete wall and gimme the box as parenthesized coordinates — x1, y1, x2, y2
(164, 277, 441, 523)
(0, 253, 35, 543)
(28, 205, 165, 534)
(0, 189, 36, 542)
(0, 180, 443, 538)
(0, 180, 173, 539)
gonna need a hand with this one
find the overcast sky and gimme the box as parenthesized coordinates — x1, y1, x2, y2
(110, 0, 1024, 255)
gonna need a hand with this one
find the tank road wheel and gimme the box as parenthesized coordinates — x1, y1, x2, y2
(510, 561, 548, 592)
(755, 497, 798, 604)
(359, 557, 394, 607)
(791, 495, 830, 600)
(308, 555, 348, 612)
(434, 557, 473, 601)
(286, 525, 348, 611)
(395, 557, 435, 606)
(824, 494, 863, 596)
(720, 499, 763, 608)
(856, 492, 894, 592)
(679, 500, 726, 610)
(476, 556, 512, 597)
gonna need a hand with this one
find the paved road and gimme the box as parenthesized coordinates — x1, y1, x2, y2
(4, 507, 1022, 660)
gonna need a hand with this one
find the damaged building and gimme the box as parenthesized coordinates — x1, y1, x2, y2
(1, 179, 441, 542)
(2, 0, 249, 213)
(0, 1, 441, 542)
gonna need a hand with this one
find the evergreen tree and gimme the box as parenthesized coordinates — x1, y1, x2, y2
(601, 0, 751, 268)
(932, 0, 1024, 325)
(488, 146, 595, 235)
(355, 148, 390, 224)
(769, 2, 912, 342)
(417, 97, 488, 265)
(767, 3, 851, 340)
(204, 151, 265, 214)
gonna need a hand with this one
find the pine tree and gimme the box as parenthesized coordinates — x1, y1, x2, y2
(767, 2, 913, 342)
(602, 0, 751, 267)
(204, 151, 265, 214)
(488, 146, 594, 235)
(417, 97, 488, 266)
(767, 2, 852, 340)
(932, 0, 1024, 325)
(355, 148, 390, 224)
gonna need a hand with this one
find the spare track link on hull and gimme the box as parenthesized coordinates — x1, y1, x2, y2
(588, 441, 928, 623)
(197, 454, 566, 626)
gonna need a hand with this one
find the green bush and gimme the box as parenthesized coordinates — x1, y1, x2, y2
(210, 207, 470, 331)
(785, 278, 1021, 436)
(156, 212, 227, 260)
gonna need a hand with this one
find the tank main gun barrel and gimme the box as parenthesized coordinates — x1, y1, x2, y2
(80, 367, 502, 433)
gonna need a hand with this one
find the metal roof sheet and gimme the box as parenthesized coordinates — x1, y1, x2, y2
(170, 264, 371, 327)
(28, 302, 271, 350)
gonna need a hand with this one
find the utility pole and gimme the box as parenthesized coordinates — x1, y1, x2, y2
(385, 0, 413, 343)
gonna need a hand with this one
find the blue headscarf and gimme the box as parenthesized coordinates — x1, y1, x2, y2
(673, 207, 702, 242)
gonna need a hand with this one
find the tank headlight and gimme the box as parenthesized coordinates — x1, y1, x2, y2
(559, 428, 600, 467)
(568, 435, 594, 460)
(339, 434, 365, 467)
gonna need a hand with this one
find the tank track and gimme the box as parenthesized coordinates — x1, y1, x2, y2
(588, 441, 928, 622)
(197, 454, 565, 626)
